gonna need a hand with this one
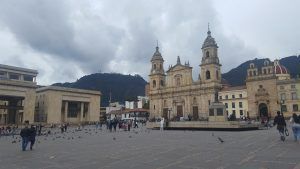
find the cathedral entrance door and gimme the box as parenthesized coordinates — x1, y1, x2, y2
(192, 106, 199, 120)
(177, 105, 183, 117)
(259, 103, 268, 117)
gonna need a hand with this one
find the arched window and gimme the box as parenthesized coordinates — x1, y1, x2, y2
(249, 71, 252, 77)
(253, 71, 256, 76)
(176, 77, 181, 86)
(216, 70, 219, 80)
(153, 80, 156, 88)
(163, 100, 167, 107)
(160, 64, 162, 69)
(153, 64, 156, 70)
(263, 69, 266, 74)
(206, 51, 210, 58)
(160, 80, 164, 86)
(206, 70, 211, 80)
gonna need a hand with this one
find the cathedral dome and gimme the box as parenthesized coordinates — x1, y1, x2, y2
(274, 60, 288, 74)
(151, 46, 164, 61)
(202, 29, 218, 49)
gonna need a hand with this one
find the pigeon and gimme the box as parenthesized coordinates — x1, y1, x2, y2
(218, 137, 224, 143)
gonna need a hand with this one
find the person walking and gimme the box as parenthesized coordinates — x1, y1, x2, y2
(20, 121, 30, 151)
(290, 113, 300, 142)
(29, 125, 37, 150)
(273, 111, 287, 141)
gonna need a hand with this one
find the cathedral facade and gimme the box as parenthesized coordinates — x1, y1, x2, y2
(149, 29, 222, 120)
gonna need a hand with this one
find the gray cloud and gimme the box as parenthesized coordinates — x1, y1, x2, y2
(0, 0, 297, 85)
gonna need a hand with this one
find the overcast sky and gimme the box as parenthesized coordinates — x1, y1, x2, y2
(0, 0, 299, 85)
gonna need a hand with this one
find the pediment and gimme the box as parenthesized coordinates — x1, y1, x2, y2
(167, 64, 192, 72)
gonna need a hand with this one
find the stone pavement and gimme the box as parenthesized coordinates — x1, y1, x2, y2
(0, 125, 300, 169)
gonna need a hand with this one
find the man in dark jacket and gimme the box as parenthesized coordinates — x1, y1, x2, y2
(20, 121, 30, 151)
(29, 125, 36, 150)
(273, 111, 286, 141)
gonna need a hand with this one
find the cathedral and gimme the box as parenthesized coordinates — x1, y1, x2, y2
(149, 28, 222, 120)
(148, 28, 300, 121)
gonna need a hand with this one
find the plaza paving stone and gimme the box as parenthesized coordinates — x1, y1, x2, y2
(0, 125, 300, 169)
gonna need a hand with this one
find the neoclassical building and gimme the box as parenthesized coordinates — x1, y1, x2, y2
(149, 29, 222, 120)
(246, 59, 300, 118)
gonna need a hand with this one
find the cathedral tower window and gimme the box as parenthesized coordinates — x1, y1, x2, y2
(206, 70, 211, 79)
(153, 80, 156, 88)
(176, 77, 181, 86)
(160, 80, 164, 86)
(153, 64, 156, 70)
(216, 70, 219, 80)
(206, 51, 210, 58)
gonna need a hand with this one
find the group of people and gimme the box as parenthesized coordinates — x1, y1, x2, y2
(19, 121, 36, 151)
(273, 111, 300, 142)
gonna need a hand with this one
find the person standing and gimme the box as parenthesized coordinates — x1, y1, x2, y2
(29, 125, 36, 150)
(273, 111, 286, 141)
(290, 113, 300, 142)
(20, 121, 30, 151)
(160, 117, 164, 131)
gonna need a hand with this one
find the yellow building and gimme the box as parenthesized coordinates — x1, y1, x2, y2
(277, 79, 300, 117)
(35, 86, 101, 124)
(0, 64, 38, 124)
(219, 86, 248, 119)
(246, 59, 300, 118)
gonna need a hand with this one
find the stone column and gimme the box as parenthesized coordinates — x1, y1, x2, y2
(64, 101, 68, 123)
(80, 102, 84, 122)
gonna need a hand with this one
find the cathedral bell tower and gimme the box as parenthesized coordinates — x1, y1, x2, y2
(200, 25, 221, 84)
(149, 45, 165, 90)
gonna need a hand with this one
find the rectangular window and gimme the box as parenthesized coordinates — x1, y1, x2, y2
(280, 93, 286, 100)
(240, 110, 243, 116)
(239, 102, 243, 108)
(219, 96, 222, 100)
(0, 71, 5, 76)
(225, 95, 228, 99)
(232, 110, 236, 116)
(217, 108, 223, 116)
(232, 102, 235, 108)
(239, 94, 242, 98)
(24, 75, 34, 82)
(9, 74, 19, 80)
(208, 100, 210, 106)
(225, 103, 228, 108)
(293, 104, 298, 111)
(291, 93, 297, 100)
(281, 105, 287, 112)
(232, 95, 235, 99)
(291, 85, 296, 89)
